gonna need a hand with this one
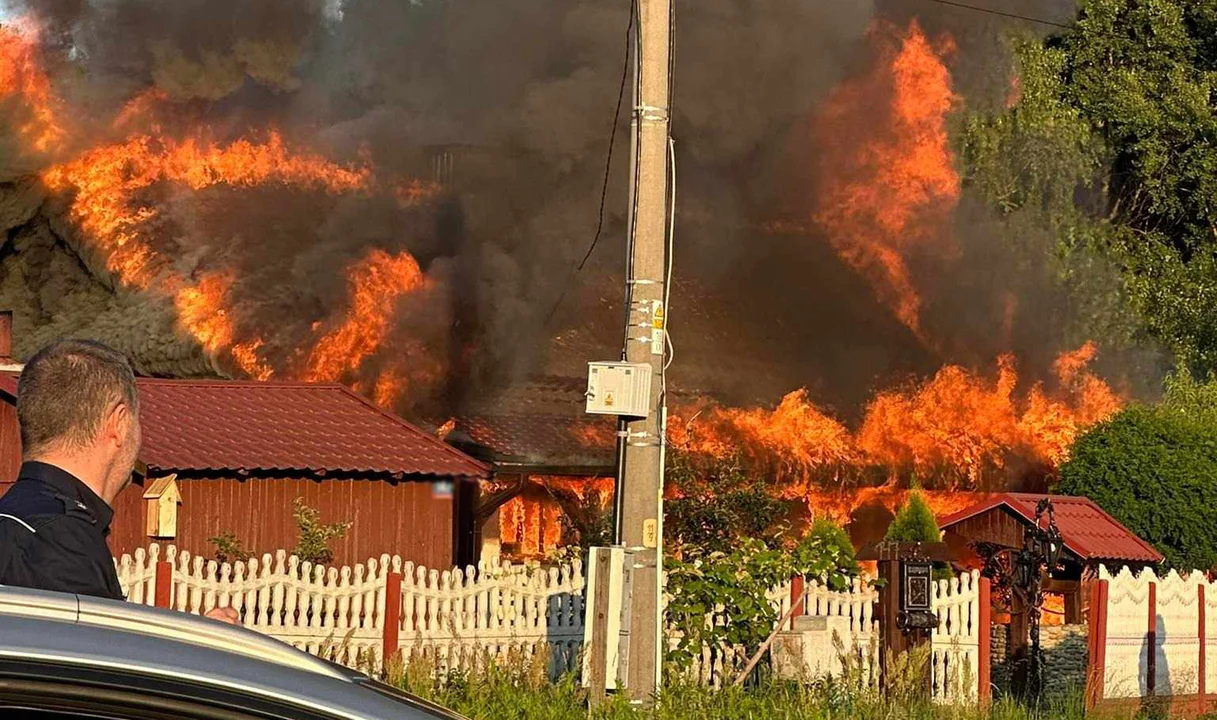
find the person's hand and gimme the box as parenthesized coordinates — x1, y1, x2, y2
(204, 607, 240, 625)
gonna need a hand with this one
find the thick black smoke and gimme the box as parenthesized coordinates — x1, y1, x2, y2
(0, 0, 1157, 420)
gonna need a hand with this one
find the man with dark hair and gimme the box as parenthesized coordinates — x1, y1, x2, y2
(0, 339, 140, 600)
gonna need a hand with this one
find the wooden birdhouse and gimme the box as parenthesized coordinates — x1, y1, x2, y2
(143, 474, 181, 539)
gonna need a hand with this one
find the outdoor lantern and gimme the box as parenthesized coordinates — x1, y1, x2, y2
(1045, 536, 1062, 569)
(1014, 549, 1034, 589)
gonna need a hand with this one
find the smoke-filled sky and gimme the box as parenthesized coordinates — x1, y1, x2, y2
(0, 0, 1159, 423)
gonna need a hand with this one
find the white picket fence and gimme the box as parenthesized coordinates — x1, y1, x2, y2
(930, 570, 983, 703)
(766, 570, 981, 704)
(113, 544, 980, 703)
(115, 544, 586, 674)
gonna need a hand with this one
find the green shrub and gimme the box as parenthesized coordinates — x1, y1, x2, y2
(885, 491, 941, 544)
(292, 498, 352, 566)
(207, 530, 251, 564)
(802, 518, 860, 578)
(663, 532, 855, 673)
(1059, 405, 1217, 571)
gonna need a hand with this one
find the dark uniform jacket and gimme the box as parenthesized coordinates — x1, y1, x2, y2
(0, 461, 124, 600)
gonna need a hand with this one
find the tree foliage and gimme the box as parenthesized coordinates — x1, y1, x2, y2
(207, 531, 251, 564)
(963, 0, 1217, 372)
(663, 534, 856, 671)
(807, 518, 860, 576)
(884, 491, 942, 544)
(664, 450, 795, 555)
(1059, 394, 1217, 571)
(662, 451, 860, 671)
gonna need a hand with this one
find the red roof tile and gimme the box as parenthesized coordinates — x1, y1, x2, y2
(3, 374, 488, 478)
(136, 379, 487, 478)
(453, 413, 616, 470)
(939, 492, 1163, 564)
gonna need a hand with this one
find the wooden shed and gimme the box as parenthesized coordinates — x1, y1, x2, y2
(0, 375, 490, 568)
(941, 493, 1163, 617)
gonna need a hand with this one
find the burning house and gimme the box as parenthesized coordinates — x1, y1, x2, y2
(0, 0, 1150, 567)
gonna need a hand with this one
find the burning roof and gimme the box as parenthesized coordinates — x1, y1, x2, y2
(0, 2, 1141, 509)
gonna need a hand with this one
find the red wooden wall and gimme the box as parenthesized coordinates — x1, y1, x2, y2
(0, 399, 467, 569)
(0, 400, 20, 485)
(109, 475, 461, 569)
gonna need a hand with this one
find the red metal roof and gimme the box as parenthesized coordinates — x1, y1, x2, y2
(939, 492, 1163, 564)
(3, 374, 488, 479)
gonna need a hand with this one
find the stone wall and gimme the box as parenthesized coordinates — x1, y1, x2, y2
(988, 623, 1088, 699)
(1041, 624, 1089, 698)
(991, 624, 1010, 694)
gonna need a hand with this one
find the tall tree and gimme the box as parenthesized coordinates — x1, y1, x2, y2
(963, 0, 1217, 373)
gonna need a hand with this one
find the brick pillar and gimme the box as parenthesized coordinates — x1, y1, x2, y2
(382, 571, 403, 665)
(154, 560, 172, 609)
(979, 576, 992, 706)
(1085, 578, 1109, 711)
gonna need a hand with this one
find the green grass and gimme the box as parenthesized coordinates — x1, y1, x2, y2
(386, 652, 1124, 720)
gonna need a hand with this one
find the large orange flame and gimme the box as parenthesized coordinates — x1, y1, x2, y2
(40, 130, 382, 378)
(800, 484, 977, 526)
(669, 390, 857, 481)
(303, 249, 428, 382)
(0, 21, 65, 152)
(814, 20, 959, 340)
(497, 476, 615, 558)
(3, 34, 442, 405)
(674, 345, 1121, 491)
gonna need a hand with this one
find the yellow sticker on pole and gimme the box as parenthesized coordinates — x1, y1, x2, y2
(643, 519, 658, 548)
(651, 301, 665, 356)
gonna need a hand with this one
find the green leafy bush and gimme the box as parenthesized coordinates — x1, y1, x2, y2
(663, 532, 855, 672)
(805, 518, 859, 576)
(292, 498, 352, 565)
(1059, 404, 1217, 571)
(885, 491, 941, 544)
(207, 530, 251, 564)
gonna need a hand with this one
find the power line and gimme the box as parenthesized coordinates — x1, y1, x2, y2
(917, 0, 1073, 30)
(543, 0, 636, 329)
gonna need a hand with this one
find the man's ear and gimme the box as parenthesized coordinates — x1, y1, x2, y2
(103, 401, 132, 447)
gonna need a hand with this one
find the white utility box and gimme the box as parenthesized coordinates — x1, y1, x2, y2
(586, 362, 652, 418)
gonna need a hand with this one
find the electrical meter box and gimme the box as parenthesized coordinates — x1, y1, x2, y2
(586, 362, 652, 418)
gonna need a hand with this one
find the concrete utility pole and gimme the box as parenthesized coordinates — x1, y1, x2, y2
(617, 0, 672, 703)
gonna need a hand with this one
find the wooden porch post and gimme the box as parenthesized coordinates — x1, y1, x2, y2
(1147, 581, 1157, 696)
(790, 576, 805, 619)
(979, 576, 992, 706)
(1199, 584, 1207, 715)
